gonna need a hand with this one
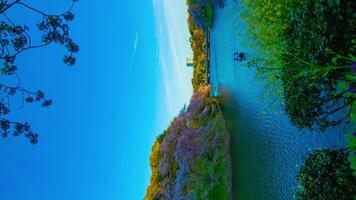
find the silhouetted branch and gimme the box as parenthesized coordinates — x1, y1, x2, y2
(0, 0, 78, 143)
(0, 0, 21, 15)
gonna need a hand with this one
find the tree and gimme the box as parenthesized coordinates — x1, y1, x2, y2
(281, 0, 356, 132)
(0, 0, 79, 144)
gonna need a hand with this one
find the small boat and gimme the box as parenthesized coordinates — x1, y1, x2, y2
(234, 52, 245, 61)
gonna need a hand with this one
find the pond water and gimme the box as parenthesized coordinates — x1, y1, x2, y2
(210, 1, 347, 199)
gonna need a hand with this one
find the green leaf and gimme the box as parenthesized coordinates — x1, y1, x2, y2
(348, 54, 356, 61)
(345, 74, 356, 81)
(331, 56, 340, 65)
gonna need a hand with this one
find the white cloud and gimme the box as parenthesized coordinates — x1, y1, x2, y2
(134, 33, 139, 51)
(129, 33, 139, 70)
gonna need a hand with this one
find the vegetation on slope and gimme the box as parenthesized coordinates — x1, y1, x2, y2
(145, 86, 232, 200)
(145, 3, 232, 199)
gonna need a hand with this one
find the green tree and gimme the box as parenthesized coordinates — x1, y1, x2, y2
(296, 148, 356, 199)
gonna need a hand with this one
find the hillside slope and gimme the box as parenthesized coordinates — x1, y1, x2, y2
(145, 86, 232, 200)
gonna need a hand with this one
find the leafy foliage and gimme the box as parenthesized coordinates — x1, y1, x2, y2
(296, 148, 356, 199)
(0, 0, 78, 143)
(240, 0, 356, 188)
(145, 132, 166, 200)
(241, 0, 355, 132)
(282, 0, 355, 131)
(145, 86, 232, 200)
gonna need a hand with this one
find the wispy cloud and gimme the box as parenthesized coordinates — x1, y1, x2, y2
(129, 33, 139, 70)
(134, 33, 139, 51)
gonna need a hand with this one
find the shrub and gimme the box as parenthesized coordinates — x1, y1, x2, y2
(296, 148, 356, 200)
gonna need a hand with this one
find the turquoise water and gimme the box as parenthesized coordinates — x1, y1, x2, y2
(210, 1, 347, 199)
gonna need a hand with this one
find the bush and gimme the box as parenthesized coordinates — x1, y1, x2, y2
(296, 148, 356, 200)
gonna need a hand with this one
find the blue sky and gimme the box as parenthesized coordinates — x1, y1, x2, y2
(0, 0, 192, 199)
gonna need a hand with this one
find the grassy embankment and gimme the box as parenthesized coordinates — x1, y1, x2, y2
(239, 0, 355, 197)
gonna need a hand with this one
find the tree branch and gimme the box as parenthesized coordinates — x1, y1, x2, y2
(1, 41, 52, 60)
(324, 99, 354, 116)
(15, 1, 75, 17)
(0, 0, 21, 15)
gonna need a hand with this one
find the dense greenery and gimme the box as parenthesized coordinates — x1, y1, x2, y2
(241, 0, 355, 132)
(145, 86, 232, 200)
(296, 149, 356, 199)
(240, 0, 356, 178)
(282, 0, 355, 131)
(187, 14, 207, 91)
(0, 0, 78, 143)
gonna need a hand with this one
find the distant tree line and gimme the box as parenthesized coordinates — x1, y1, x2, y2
(187, 14, 207, 91)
